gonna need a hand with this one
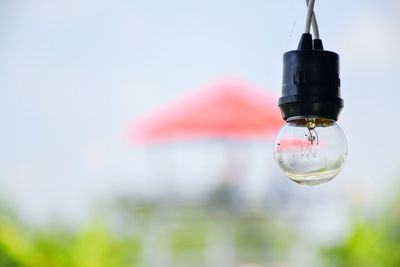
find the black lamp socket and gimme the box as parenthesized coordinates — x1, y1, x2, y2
(279, 33, 343, 121)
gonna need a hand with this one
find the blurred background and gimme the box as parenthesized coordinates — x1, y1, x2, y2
(0, 0, 400, 266)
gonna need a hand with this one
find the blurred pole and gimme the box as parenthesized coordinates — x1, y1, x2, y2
(206, 220, 236, 267)
(140, 207, 172, 267)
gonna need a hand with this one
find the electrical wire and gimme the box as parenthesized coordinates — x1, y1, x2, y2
(305, 0, 320, 39)
(304, 0, 316, 37)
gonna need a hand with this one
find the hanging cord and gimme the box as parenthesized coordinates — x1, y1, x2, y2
(305, 0, 320, 39)
(304, 0, 321, 40)
(304, 0, 315, 34)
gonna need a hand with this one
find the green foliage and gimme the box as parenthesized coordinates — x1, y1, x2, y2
(0, 220, 142, 267)
(0, 198, 294, 267)
(235, 220, 277, 248)
(234, 216, 292, 263)
(0, 244, 22, 267)
(168, 222, 207, 255)
(321, 195, 400, 267)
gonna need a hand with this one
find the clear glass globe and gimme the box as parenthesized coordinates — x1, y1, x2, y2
(273, 118, 347, 185)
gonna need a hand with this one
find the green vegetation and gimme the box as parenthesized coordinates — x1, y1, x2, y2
(321, 193, 400, 267)
(0, 199, 293, 267)
(3, 190, 400, 267)
(0, 218, 142, 267)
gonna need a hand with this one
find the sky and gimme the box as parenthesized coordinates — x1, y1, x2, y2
(0, 0, 399, 225)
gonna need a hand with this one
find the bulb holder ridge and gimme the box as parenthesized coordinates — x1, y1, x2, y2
(279, 33, 343, 121)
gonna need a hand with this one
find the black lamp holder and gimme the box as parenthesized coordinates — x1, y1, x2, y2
(278, 33, 343, 121)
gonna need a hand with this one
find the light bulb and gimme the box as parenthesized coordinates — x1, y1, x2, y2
(274, 32, 347, 185)
(274, 117, 347, 185)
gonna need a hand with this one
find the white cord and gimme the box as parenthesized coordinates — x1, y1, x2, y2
(304, 0, 315, 35)
(305, 0, 320, 39)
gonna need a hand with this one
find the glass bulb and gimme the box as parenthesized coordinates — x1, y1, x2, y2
(273, 118, 347, 185)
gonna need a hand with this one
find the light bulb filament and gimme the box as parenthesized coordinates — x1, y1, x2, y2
(307, 127, 319, 145)
(305, 118, 319, 145)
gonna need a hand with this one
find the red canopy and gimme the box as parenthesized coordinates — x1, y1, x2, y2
(128, 80, 283, 145)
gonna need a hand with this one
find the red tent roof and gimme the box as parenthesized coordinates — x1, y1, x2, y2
(128, 80, 283, 145)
